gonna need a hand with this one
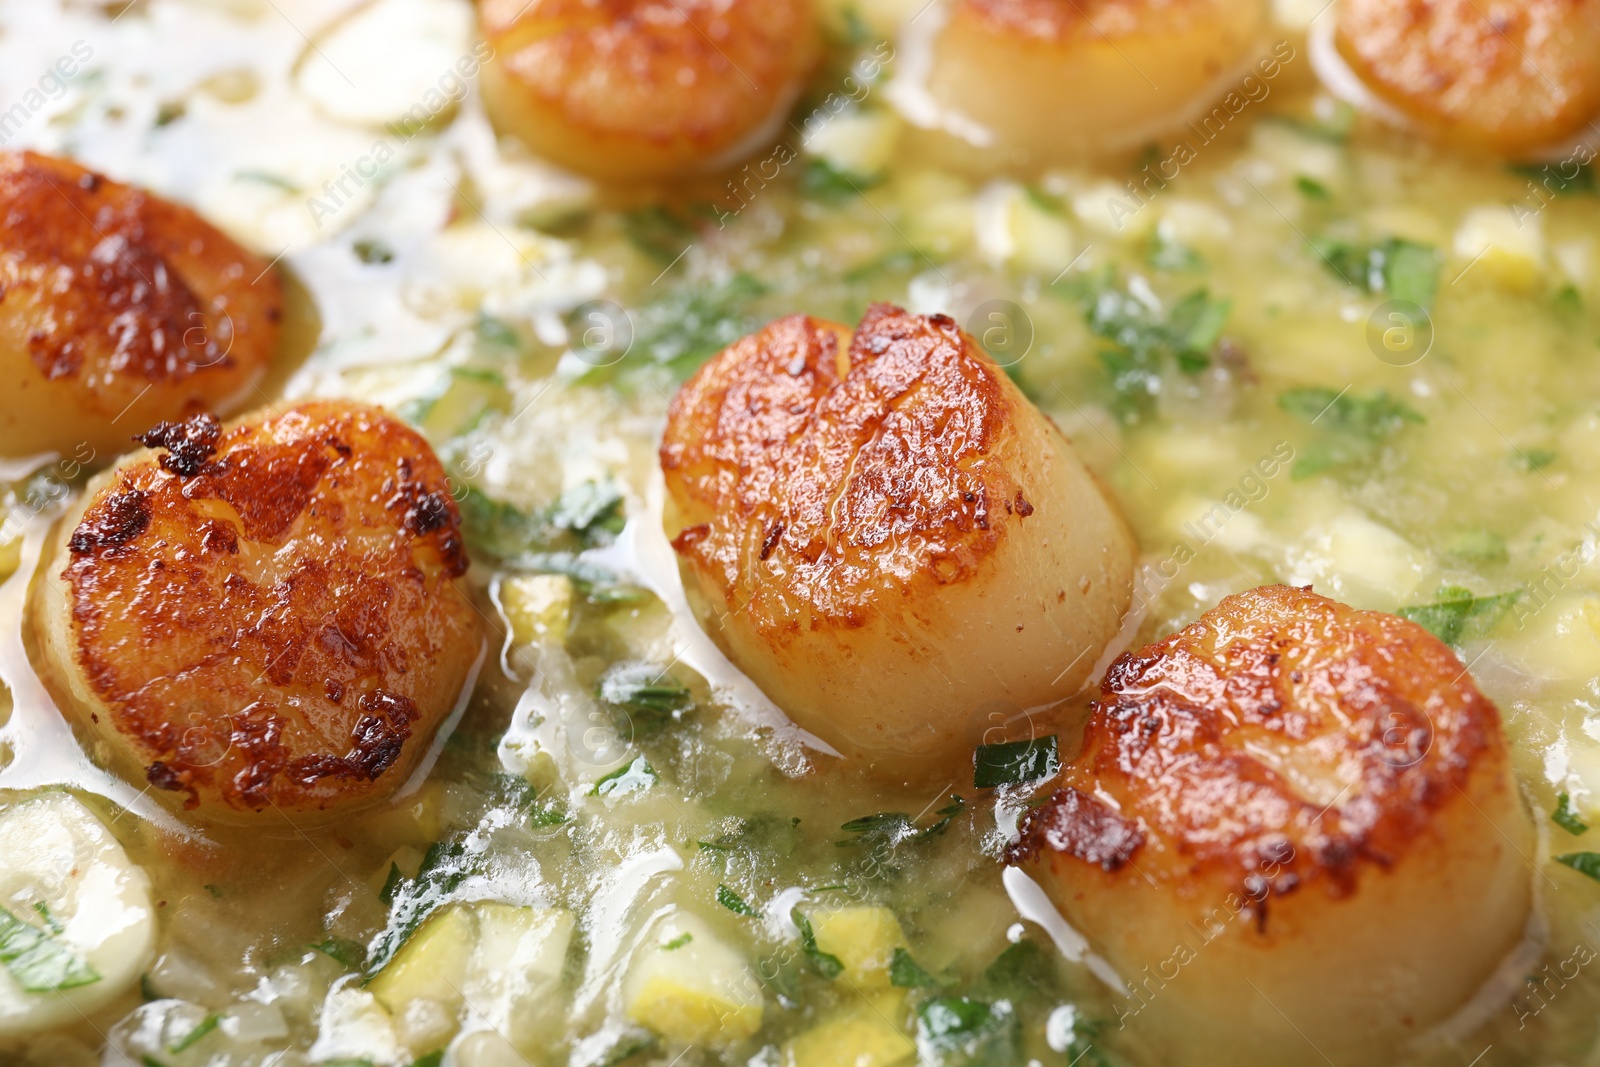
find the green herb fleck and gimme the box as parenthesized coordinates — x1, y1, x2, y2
(1146, 231, 1202, 272)
(1556, 852, 1600, 881)
(837, 795, 965, 849)
(311, 938, 367, 972)
(1509, 160, 1597, 197)
(914, 996, 1021, 1066)
(590, 756, 657, 798)
(622, 205, 694, 265)
(379, 863, 405, 906)
(474, 312, 521, 352)
(0, 904, 100, 993)
(973, 737, 1060, 788)
(889, 947, 940, 988)
(592, 1031, 657, 1067)
(169, 1013, 220, 1054)
(352, 238, 394, 265)
(365, 838, 472, 978)
(596, 663, 692, 729)
(976, 939, 1061, 1007)
(717, 884, 759, 917)
(547, 480, 626, 545)
(661, 932, 693, 951)
(629, 273, 769, 378)
(1443, 529, 1508, 565)
(234, 169, 298, 192)
(1278, 386, 1423, 477)
(1555, 793, 1589, 836)
(1308, 236, 1440, 310)
(791, 908, 844, 979)
(800, 158, 877, 201)
(1295, 176, 1331, 200)
(1521, 448, 1558, 472)
(1071, 275, 1233, 422)
(1397, 585, 1519, 646)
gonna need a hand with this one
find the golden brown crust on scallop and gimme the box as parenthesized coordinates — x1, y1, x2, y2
(480, 0, 818, 179)
(1337, 0, 1600, 154)
(0, 152, 282, 457)
(45, 401, 479, 821)
(661, 304, 1029, 640)
(1011, 584, 1500, 898)
(959, 0, 1226, 40)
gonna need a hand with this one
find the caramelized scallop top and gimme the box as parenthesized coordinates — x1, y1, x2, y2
(45, 401, 480, 821)
(0, 152, 282, 457)
(480, 0, 819, 180)
(959, 0, 1231, 39)
(1011, 585, 1502, 896)
(661, 304, 1034, 639)
(1336, 0, 1600, 154)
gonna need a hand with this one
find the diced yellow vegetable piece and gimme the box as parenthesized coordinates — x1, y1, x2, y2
(624, 913, 763, 1044)
(785, 992, 915, 1067)
(1454, 205, 1546, 292)
(499, 574, 574, 646)
(803, 110, 902, 181)
(368, 905, 475, 1016)
(810, 907, 907, 990)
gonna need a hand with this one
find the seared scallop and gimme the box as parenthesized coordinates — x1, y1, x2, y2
(478, 0, 820, 181)
(900, 0, 1273, 162)
(0, 152, 282, 460)
(30, 401, 482, 825)
(1010, 584, 1532, 1064)
(660, 304, 1135, 778)
(1334, 0, 1600, 156)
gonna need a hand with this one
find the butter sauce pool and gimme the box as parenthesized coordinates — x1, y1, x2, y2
(2, 1, 1600, 1065)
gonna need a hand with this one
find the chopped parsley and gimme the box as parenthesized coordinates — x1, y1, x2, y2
(914, 996, 1021, 1066)
(717, 884, 759, 917)
(800, 158, 877, 201)
(1065, 273, 1233, 422)
(1308, 236, 1440, 310)
(596, 663, 693, 730)
(454, 479, 627, 560)
(0, 904, 100, 993)
(168, 1013, 221, 1054)
(365, 838, 473, 978)
(1554, 793, 1590, 836)
(1295, 175, 1332, 200)
(590, 757, 657, 798)
(621, 204, 695, 265)
(790, 908, 844, 979)
(1278, 386, 1423, 477)
(837, 795, 965, 850)
(1556, 852, 1600, 881)
(890, 947, 941, 988)
(973, 737, 1060, 788)
(1396, 585, 1519, 646)
(310, 938, 367, 972)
